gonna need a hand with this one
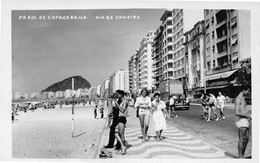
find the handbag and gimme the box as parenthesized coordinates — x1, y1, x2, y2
(136, 108, 139, 118)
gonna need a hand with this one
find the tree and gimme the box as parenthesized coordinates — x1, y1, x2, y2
(236, 57, 251, 86)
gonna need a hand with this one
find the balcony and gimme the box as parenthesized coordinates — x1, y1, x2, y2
(167, 16, 173, 21)
(216, 35, 227, 44)
(217, 50, 228, 58)
(216, 19, 227, 29)
(166, 41, 174, 47)
(232, 44, 238, 53)
(166, 33, 173, 38)
(166, 24, 173, 30)
(212, 64, 231, 73)
(165, 50, 173, 56)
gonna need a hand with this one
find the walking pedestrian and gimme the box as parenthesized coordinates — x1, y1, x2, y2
(135, 89, 151, 142)
(114, 90, 128, 155)
(207, 93, 220, 121)
(168, 96, 178, 118)
(104, 93, 120, 149)
(94, 104, 97, 119)
(151, 92, 169, 141)
(217, 92, 226, 120)
(235, 84, 251, 158)
(200, 93, 209, 120)
(100, 100, 104, 119)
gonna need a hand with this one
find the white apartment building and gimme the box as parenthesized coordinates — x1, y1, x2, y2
(76, 88, 83, 97)
(101, 80, 109, 98)
(153, 9, 204, 88)
(202, 9, 251, 98)
(128, 49, 140, 94)
(64, 89, 72, 98)
(14, 92, 22, 99)
(183, 20, 206, 92)
(55, 91, 64, 98)
(48, 92, 55, 99)
(83, 88, 90, 98)
(124, 70, 130, 93)
(138, 32, 155, 91)
(96, 85, 101, 97)
(89, 87, 97, 99)
(110, 69, 129, 93)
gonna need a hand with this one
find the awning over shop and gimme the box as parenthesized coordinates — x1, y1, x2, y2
(206, 73, 222, 80)
(195, 85, 230, 91)
(221, 69, 238, 78)
(206, 69, 239, 81)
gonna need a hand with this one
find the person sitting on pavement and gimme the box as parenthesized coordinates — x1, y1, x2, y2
(135, 88, 152, 142)
(235, 84, 251, 158)
(151, 92, 169, 141)
(114, 90, 128, 155)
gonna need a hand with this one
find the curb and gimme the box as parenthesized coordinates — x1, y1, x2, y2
(93, 117, 108, 159)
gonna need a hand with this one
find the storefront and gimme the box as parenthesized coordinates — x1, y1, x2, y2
(194, 69, 241, 98)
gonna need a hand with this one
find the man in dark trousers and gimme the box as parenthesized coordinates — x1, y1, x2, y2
(104, 94, 120, 149)
(94, 105, 97, 119)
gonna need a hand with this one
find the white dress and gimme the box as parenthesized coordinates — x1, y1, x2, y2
(152, 100, 167, 131)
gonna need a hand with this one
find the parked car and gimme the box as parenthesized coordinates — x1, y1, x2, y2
(172, 95, 190, 110)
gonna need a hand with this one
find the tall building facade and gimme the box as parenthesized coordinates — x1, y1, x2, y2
(96, 85, 101, 97)
(152, 25, 164, 88)
(129, 49, 140, 94)
(153, 9, 204, 89)
(124, 70, 130, 93)
(203, 9, 250, 97)
(109, 69, 129, 94)
(138, 32, 155, 91)
(100, 80, 109, 98)
(183, 20, 206, 94)
(89, 87, 97, 99)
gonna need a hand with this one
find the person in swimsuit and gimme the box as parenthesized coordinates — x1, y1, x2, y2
(235, 84, 251, 158)
(135, 89, 151, 142)
(114, 90, 128, 155)
(217, 92, 226, 120)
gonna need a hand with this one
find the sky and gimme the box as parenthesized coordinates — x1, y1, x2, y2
(12, 9, 165, 93)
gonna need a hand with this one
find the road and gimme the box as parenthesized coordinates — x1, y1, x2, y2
(167, 103, 252, 158)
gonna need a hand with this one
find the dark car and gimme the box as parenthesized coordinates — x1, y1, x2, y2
(172, 95, 190, 110)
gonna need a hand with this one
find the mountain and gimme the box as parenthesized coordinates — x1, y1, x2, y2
(42, 76, 91, 92)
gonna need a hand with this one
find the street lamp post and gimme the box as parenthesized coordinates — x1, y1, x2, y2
(71, 77, 75, 138)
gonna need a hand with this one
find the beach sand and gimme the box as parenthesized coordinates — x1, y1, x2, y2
(12, 104, 108, 159)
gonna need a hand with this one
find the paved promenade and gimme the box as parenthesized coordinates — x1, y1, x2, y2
(95, 107, 232, 159)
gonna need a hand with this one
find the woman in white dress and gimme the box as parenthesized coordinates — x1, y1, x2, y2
(151, 92, 169, 141)
(135, 89, 152, 141)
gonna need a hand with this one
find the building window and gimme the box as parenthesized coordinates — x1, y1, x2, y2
(205, 9, 209, 16)
(213, 60, 215, 67)
(168, 71, 173, 77)
(212, 45, 215, 53)
(232, 34, 238, 39)
(206, 34, 210, 43)
(168, 54, 173, 59)
(211, 17, 214, 25)
(207, 61, 211, 70)
(212, 31, 214, 39)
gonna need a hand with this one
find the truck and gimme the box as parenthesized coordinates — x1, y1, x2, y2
(157, 79, 189, 110)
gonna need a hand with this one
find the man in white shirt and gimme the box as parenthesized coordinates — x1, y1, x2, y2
(169, 96, 178, 118)
(217, 92, 226, 120)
